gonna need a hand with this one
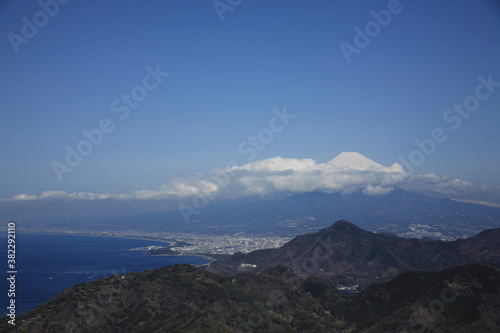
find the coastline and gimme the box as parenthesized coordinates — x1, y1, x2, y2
(14, 231, 215, 265)
(14, 230, 173, 245)
(148, 253, 216, 262)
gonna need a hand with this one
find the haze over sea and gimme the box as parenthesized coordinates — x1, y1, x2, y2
(1, 233, 211, 315)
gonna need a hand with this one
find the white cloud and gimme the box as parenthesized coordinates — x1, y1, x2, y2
(432, 178, 496, 196)
(38, 191, 118, 200)
(214, 155, 407, 197)
(3, 152, 498, 203)
(127, 180, 212, 200)
(362, 185, 394, 195)
(11, 194, 37, 200)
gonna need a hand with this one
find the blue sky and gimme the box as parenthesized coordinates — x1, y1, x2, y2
(1, 0, 500, 202)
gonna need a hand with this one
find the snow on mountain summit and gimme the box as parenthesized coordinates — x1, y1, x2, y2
(327, 152, 386, 171)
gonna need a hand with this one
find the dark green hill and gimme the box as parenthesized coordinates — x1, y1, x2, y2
(5, 265, 343, 333)
(2, 264, 499, 332)
(339, 264, 500, 332)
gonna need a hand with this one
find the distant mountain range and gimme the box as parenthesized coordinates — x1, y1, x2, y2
(27, 187, 499, 241)
(209, 220, 500, 287)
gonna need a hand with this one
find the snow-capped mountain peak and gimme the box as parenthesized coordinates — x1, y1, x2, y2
(327, 152, 385, 171)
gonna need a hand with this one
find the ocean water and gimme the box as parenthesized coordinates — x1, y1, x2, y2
(1, 233, 211, 315)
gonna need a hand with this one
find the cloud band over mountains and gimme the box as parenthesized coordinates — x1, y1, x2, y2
(3, 152, 498, 204)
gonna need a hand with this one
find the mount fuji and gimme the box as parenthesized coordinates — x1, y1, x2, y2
(327, 152, 385, 170)
(327, 151, 405, 174)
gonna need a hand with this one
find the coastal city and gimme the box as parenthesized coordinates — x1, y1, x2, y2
(164, 233, 291, 256)
(31, 228, 293, 257)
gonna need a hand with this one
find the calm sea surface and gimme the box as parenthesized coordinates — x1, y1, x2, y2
(1, 233, 211, 315)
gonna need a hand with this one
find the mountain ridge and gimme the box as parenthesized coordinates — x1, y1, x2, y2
(208, 220, 500, 286)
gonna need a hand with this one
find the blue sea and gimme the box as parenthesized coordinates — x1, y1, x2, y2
(1, 233, 211, 315)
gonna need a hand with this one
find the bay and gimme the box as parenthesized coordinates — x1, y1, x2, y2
(1, 233, 211, 315)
